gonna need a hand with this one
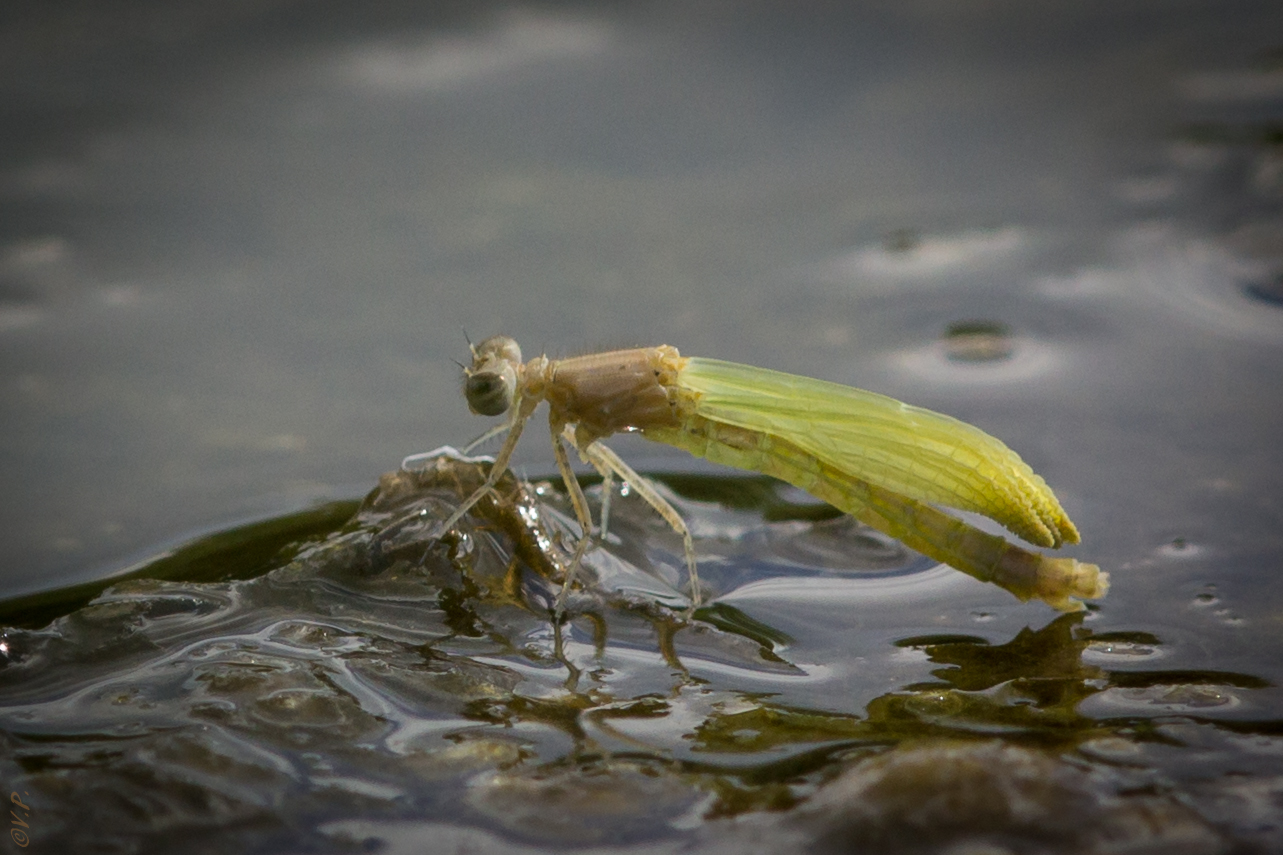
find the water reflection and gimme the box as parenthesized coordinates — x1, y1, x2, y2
(814, 227, 1028, 285)
(342, 11, 613, 94)
(1, 455, 1278, 852)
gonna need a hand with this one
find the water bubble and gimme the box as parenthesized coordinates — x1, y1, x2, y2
(1157, 538, 1204, 559)
(943, 320, 1014, 363)
(1083, 640, 1163, 665)
(1082, 684, 1242, 716)
(888, 328, 1061, 386)
(1192, 585, 1219, 607)
(1213, 608, 1245, 625)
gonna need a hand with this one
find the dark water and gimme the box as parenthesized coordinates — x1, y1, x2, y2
(3, 454, 1274, 854)
(2, 1, 1282, 852)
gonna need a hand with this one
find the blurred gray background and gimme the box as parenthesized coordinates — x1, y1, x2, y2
(2, 0, 1281, 602)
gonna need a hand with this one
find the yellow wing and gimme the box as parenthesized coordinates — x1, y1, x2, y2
(675, 357, 1079, 548)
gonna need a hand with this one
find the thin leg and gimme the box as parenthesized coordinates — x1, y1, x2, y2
(577, 439, 701, 611)
(462, 421, 512, 455)
(431, 402, 532, 539)
(598, 469, 615, 540)
(560, 424, 613, 537)
(550, 426, 597, 615)
(552, 428, 596, 538)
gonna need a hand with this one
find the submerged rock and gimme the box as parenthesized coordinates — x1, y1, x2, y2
(785, 740, 1225, 855)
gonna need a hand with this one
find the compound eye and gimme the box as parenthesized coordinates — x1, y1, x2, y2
(465, 369, 515, 416)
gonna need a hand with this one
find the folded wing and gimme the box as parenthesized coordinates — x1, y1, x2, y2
(677, 358, 1078, 548)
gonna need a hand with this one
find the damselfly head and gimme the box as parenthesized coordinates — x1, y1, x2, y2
(464, 335, 522, 416)
(471, 335, 522, 367)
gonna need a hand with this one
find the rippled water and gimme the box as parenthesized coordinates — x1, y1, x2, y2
(2, 2, 1282, 853)
(2, 448, 1281, 853)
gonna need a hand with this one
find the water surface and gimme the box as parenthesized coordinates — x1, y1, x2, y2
(2, 1, 1282, 852)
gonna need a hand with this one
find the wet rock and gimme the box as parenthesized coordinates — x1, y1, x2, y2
(467, 760, 701, 845)
(787, 740, 1226, 855)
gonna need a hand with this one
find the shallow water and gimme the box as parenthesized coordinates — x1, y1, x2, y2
(4, 452, 1279, 853)
(2, 1, 1282, 852)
